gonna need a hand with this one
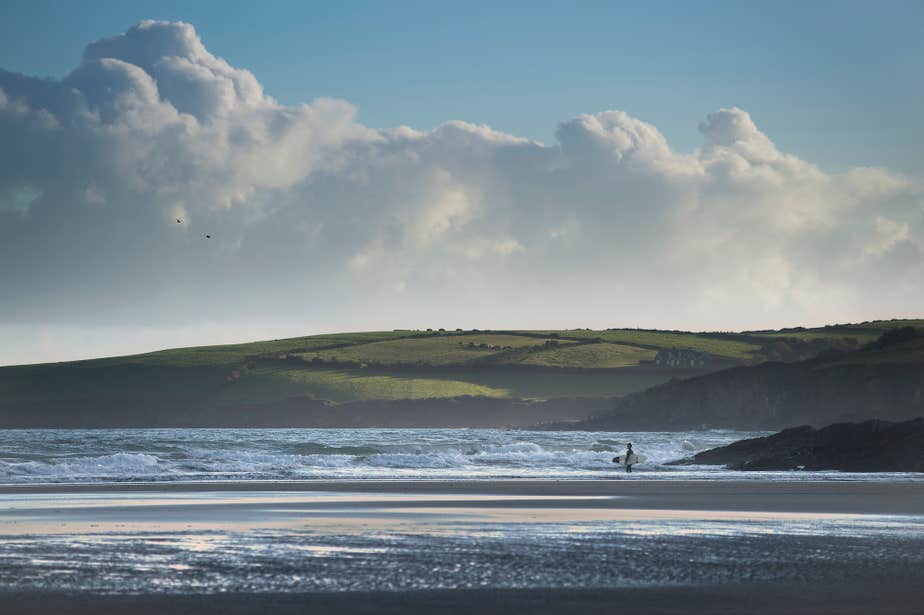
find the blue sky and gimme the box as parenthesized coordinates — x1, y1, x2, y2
(2, 0, 922, 173)
(1, 2, 922, 363)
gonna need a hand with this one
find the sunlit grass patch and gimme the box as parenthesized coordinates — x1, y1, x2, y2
(298, 334, 572, 366)
(256, 367, 509, 402)
(545, 330, 760, 360)
(519, 343, 657, 368)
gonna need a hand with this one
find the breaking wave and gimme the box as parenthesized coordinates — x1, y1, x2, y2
(0, 427, 775, 484)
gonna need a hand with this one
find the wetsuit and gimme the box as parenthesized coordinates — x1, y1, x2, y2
(625, 447, 635, 473)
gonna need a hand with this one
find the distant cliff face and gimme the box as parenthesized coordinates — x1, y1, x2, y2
(572, 331, 924, 431)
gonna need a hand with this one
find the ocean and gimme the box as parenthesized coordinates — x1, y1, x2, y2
(1, 427, 921, 484)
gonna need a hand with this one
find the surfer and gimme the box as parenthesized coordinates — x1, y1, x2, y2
(624, 443, 636, 473)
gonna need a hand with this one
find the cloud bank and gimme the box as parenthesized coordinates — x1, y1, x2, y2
(1, 21, 921, 362)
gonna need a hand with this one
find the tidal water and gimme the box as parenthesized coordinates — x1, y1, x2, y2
(1, 428, 922, 485)
(1, 488, 923, 594)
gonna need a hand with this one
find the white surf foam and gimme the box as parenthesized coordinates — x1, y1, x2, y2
(0, 428, 806, 483)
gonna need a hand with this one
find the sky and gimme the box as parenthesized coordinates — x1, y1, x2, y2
(0, 1, 922, 364)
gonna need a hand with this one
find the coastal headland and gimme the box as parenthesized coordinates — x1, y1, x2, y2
(2, 319, 921, 429)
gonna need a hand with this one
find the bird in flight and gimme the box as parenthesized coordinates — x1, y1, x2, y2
(176, 218, 182, 224)
(205, 234, 211, 239)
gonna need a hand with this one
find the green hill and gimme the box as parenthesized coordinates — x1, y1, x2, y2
(1, 320, 920, 427)
(567, 325, 924, 431)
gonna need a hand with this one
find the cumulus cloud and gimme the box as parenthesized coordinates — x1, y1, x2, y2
(0, 21, 921, 362)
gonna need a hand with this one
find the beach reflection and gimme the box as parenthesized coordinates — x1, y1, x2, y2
(1, 487, 924, 593)
(0, 490, 889, 537)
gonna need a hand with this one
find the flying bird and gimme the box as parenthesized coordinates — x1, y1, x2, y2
(176, 218, 182, 224)
(205, 234, 211, 239)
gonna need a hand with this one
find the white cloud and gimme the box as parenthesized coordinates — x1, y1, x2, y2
(0, 21, 921, 362)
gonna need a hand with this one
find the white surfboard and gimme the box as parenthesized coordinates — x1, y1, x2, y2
(612, 454, 646, 465)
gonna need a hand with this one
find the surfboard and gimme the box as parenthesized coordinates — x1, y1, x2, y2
(612, 454, 646, 464)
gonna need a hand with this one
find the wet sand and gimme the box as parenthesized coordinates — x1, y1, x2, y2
(3, 479, 924, 514)
(2, 480, 923, 613)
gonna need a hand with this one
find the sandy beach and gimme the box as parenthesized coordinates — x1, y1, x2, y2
(1, 479, 923, 613)
(4, 479, 924, 513)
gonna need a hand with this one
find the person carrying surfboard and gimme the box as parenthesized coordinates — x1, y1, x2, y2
(611, 444, 644, 472)
(624, 443, 636, 473)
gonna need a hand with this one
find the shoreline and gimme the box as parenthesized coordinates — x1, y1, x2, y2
(2, 479, 924, 515)
(3, 479, 924, 611)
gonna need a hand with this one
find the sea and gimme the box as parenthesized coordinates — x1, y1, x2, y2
(1, 427, 922, 484)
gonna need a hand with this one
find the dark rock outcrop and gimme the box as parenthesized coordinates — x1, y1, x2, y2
(672, 418, 924, 472)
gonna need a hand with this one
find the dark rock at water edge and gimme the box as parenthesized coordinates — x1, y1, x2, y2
(672, 418, 924, 472)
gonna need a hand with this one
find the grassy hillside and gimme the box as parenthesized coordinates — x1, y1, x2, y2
(747, 319, 924, 343)
(826, 327, 924, 366)
(217, 366, 669, 403)
(545, 329, 761, 360)
(120, 332, 411, 367)
(296, 334, 575, 367)
(516, 343, 656, 368)
(1, 320, 920, 427)
(568, 325, 924, 431)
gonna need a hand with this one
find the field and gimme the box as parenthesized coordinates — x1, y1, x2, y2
(223, 366, 673, 403)
(517, 343, 657, 368)
(1, 320, 920, 416)
(296, 334, 574, 367)
(120, 332, 411, 367)
(537, 330, 761, 361)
